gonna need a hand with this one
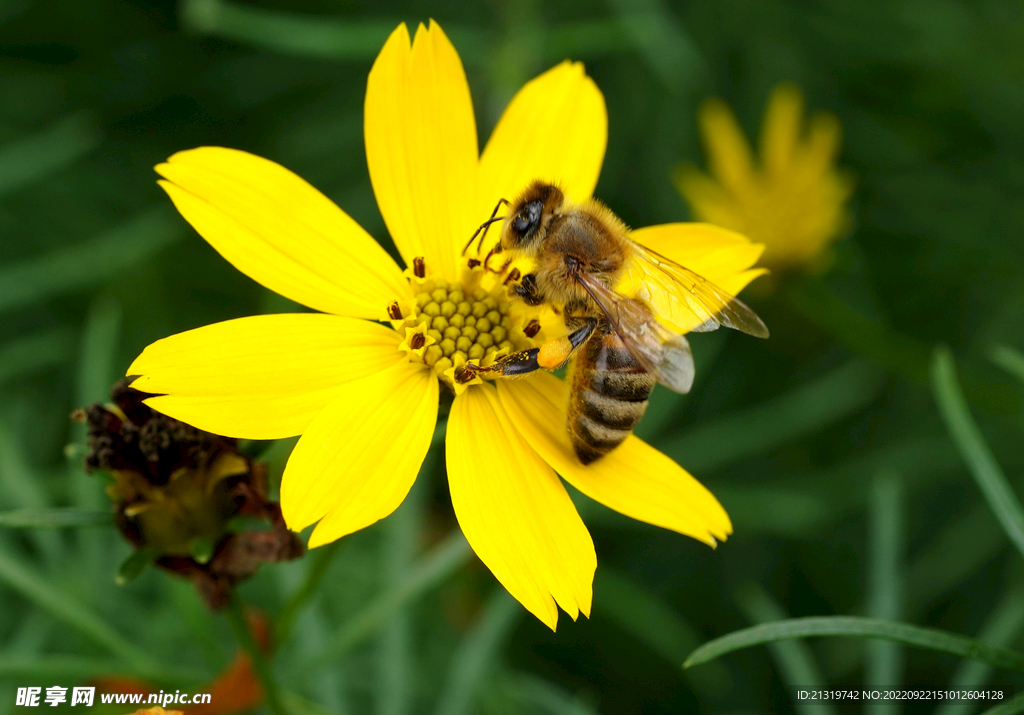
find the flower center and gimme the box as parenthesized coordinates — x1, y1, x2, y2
(393, 269, 533, 389)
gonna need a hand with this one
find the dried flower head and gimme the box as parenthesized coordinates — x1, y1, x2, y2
(78, 379, 302, 608)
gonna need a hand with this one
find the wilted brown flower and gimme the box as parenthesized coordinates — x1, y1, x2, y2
(77, 379, 302, 608)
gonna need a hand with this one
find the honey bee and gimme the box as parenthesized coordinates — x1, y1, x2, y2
(457, 181, 769, 464)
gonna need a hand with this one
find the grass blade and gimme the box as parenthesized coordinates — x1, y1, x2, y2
(435, 590, 523, 715)
(180, 0, 481, 64)
(661, 359, 885, 473)
(310, 530, 472, 666)
(492, 670, 600, 715)
(281, 691, 344, 715)
(905, 503, 1006, 615)
(931, 345, 1024, 561)
(71, 296, 123, 598)
(0, 112, 101, 196)
(0, 656, 204, 683)
(594, 568, 730, 695)
(990, 344, 1024, 386)
(684, 616, 1024, 674)
(784, 279, 931, 384)
(605, 0, 705, 91)
(936, 585, 1024, 715)
(980, 693, 1024, 715)
(0, 509, 111, 528)
(225, 595, 287, 715)
(786, 281, 1024, 417)
(0, 328, 74, 384)
(377, 466, 430, 715)
(0, 542, 157, 671)
(0, 656, 127, 680)
(865, 471, 905, 714)
(0, 420, 61, 562)
(735, 583, 837, 715)
(0, 207, 179, 313)
(276, 541, 342, 644)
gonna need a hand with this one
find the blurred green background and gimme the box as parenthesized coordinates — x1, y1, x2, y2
(3, 0, 1024, 713)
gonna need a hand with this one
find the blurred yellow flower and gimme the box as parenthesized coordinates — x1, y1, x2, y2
(676, 84, 853, 273)
(128, 21, 764, 629)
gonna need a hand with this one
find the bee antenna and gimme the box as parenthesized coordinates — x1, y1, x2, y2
(462, 198, 510, 256)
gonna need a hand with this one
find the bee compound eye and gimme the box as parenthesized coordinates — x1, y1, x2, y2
(512, 200, 544, 236)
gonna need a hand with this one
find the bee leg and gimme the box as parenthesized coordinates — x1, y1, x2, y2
(512, 273, 545, 306)
(455, 319, 597, 384)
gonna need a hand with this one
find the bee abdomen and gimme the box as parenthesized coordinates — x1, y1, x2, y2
(569, 338, 654, 464)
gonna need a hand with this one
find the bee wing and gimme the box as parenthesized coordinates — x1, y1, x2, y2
(574, 271, 695, 394)
(624, 241, 769, 338)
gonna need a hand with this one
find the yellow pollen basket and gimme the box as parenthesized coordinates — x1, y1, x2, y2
(395, 270, 531, 389)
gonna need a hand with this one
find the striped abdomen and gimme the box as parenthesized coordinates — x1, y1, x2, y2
(568, 323, 655, 464)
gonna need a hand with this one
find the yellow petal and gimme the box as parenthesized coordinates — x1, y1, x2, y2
(697, 98, 755, 194)
(674, 165, 746, 232)
(623, 223, 766, 332)
(497, 374, 731, 545)
(759, 83, 804, 176)
(479, 61, 607, 217)
(803, 111, 844, 175)
(365, 22, 478, 281)
(156, 147, 409, 319)
(446, 385, 595, 630)
(128, 314, 404, 439)
(281, 362, 438, 547)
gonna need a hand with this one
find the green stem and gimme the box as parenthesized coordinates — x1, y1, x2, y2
(226, 595, 288, 715)
(276, 541, 342, 645)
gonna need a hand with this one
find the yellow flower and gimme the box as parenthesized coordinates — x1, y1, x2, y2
(127, 21, 764, 630)
(675, 83, 854, 273)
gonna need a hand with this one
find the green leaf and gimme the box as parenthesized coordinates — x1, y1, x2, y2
(660, 359, 885, 473)
(0, 508, 111, 529)
(735, 584, 837, 715)
(684, 616, 1024, 674)
(931, 345, 1024, 561)
(188, 536, 215, 564)
(309, 530, 472, 667)
(116, 549, 155, 585)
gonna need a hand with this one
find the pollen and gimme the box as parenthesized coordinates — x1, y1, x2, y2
(396, 277, 522, 387)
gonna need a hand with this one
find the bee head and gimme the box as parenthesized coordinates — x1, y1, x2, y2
(501, 182, 564, 252)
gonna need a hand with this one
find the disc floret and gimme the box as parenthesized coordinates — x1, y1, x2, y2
(394, 271, 528, 389)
